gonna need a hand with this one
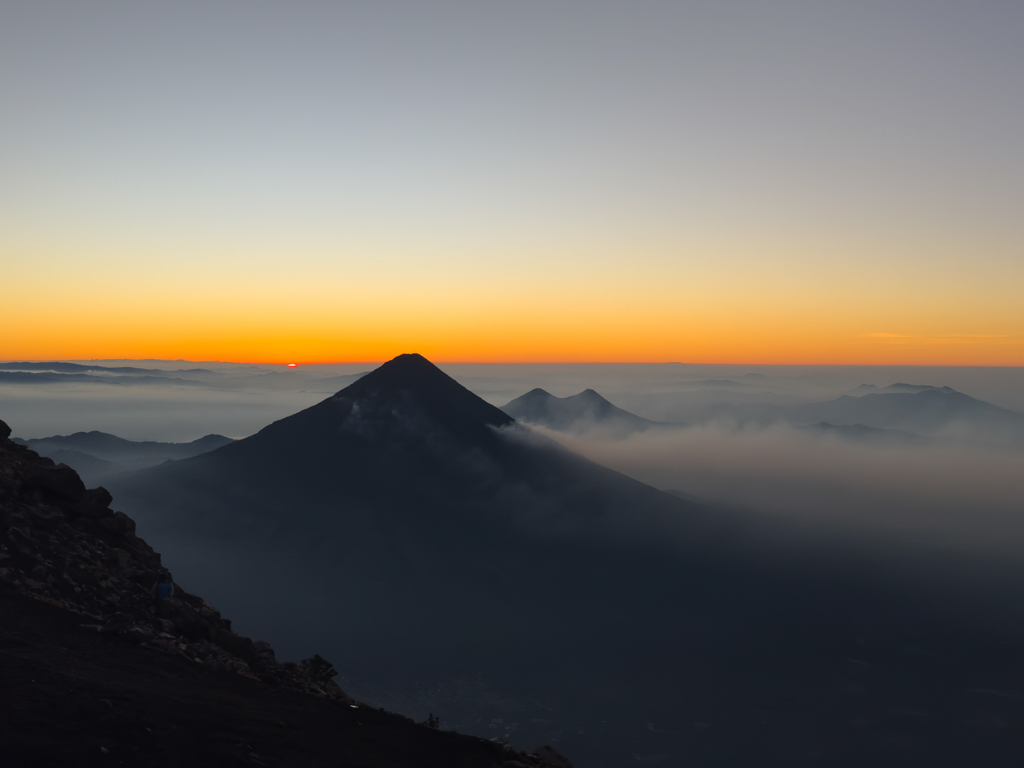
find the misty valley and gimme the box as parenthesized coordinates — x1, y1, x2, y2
(1, 356, 1022, 767)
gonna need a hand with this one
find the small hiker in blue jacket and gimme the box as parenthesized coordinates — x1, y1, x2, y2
(152, 571, 174, 617)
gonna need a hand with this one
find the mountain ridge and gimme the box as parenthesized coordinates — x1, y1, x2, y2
(13, 431, 236, 486)
(501, 387, 657, 436)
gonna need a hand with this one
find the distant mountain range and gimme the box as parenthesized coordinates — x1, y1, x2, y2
(501, 387, 657, 436)
(0, 361, 218, 388)
(0, 360, 371, 395)
(0, 370, 208, 386)
(497, 381, 1023, 447)
(847, 382, 957, 396)
(13, 431, 234, 484)
(643, 384, 1023, 446)
(0, 361, 214, 375)
(785, 387, 1024, 440)
(798, 422, 931, 445)
(108, 354, 1024, 767)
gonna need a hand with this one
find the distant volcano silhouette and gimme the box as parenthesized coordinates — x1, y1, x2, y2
(146, 352, 688, 538)
(259, 352, 514, 449)
(502, 387, 656, 435)
(336, 352, 513, 429)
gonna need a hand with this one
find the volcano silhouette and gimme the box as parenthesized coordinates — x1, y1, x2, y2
(502, 387, 657, 435)
(122, 353, 695, 541)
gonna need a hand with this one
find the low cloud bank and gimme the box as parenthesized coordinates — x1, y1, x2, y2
(531, 423, 1024, 560)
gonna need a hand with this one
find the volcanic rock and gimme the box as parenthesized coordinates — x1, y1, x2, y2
(76, 486, 114, 517)
(25, 462, 86, 503)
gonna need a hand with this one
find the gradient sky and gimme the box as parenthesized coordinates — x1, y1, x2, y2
(2, 1, 1021, 364)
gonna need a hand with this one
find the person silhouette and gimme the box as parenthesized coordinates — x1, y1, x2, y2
(151, 571, 174, 617)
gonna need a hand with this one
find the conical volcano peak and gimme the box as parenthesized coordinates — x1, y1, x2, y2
(236, 353, 513, 450)
(343, 352, 476, 397)
(340, 352, 452, 393)
(377, 352, 435, 373)
(325, 352, 514, 433)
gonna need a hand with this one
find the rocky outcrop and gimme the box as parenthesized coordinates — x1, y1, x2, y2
(0, 416, 348, 700)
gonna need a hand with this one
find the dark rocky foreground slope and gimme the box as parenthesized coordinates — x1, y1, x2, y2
(0, 417, 572, 768)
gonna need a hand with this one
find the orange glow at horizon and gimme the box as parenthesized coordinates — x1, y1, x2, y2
(2, 269, 1021, 366)
(3, 313, 1020, 367)
(3, 224, 1021, 368)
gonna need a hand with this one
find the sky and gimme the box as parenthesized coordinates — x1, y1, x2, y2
(2, 1, 1021, 365)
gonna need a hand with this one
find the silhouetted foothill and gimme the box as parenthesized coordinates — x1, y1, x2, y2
(12, 430, 237, 486)
(0, 418, 11, 440)
(16, 430, 235, 462)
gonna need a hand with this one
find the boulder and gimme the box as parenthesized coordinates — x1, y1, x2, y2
(0, 419, 10, 440)
(27, 463, 85, 503)
(96, 511, 134, 534)
(114, 511, 135, 533)
(533, 746, 574, 767)
(76, 487, 114, 518)
(213, 628, 258, 663)
(252, 640, 277, 664)
(173, 615, 213, 642)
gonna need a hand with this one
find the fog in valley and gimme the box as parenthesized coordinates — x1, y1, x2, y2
(4, 359, 1022, 606)
(541, 423, 1023, 558)
(5, 361, 1020, 550)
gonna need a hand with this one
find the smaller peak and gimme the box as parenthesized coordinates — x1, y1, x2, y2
(192, 434, 233, 444)
(521, 388, 554, 398)
(883, 383, 959, 395)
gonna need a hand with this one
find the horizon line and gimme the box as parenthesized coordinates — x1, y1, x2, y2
(5, 357, 1022, 369)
